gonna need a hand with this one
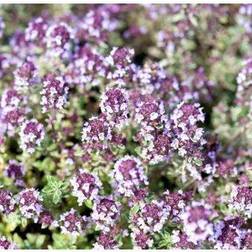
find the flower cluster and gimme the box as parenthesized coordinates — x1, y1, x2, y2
(81, 114, 112, 151)
(41, 73, 68, 113)
(0, 236, 16, 249)
(100, 87, 129, 128)
(170, 102, 205, 157)
(213, 216, 245, 249)
(46, 22, 73, 56)
(18, 188, 43, 221)
(130, 200, 169, 248)
(25, 17, 48, 46)
(163, 189, 189, 221)
(4, 160, 25, 186)
(0, 88, 27, 135)
(14, 60, 39, 89)
(1, 3, 252, 249)
(236, 58, 252, 117)
(94, 230, 119, 249)
(58, 208, 86, 236)
(181, 201, 216, 245)
(111, 156, 148, 197)
(91, 196, 121, 232)
(19, 119, 45, 153)
(230, 186, 252, 219)
(70, 169, 102, 205)
(171, 230, 196, 249)
(0, 189, 16, 214)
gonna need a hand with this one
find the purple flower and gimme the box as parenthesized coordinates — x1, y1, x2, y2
(112, 156, 148, 197)
(25, 17, 48, 46)
(81, 114, 112, 151)
(170, 101, 205, 157)
(230, 186, 252, 218)
(106, 47, 134, 68)
(18, 188, 43, 221)
(10, 30, 30, 56)
(124, 25, 147, 39)
(163, 190, 187, 221)
(130, 200, 169, 234)
(0, 54, 11, 78)
(65, 45, 106, 87)
(46, 22, 72, 55)
(1, 106, 26, 132)
(14, 60, 39, 89)
(171, 230, 196, 249)
(189, 67, 215, 103)
(1, 88, 24, 108)
(135, 98, 166, 131)
(94, 231, 118, 249)
(216, 159, 236, 178)
(92, 196, 121, 232)
(128, 188, 149, 207)
(70, 169, 102, 205)
(0, 236, 17, 249)
(238, 5, 252, 33)
(100, 88, 129, 128)
(38, 210, 55, 229)
(131, 232, 153, 249)
(142, 132, 171, 164)
(4, 160, 25, 186)
(213, 216, 244, 249)
(105, 47, 135, 86)
(41, 73, 68, 113)
(181, 201, 216, 244)
(0, 189, 16, 214)
(76, 8, 118, 43)
(242, 229, 252, 249)
(0, 17, 5, 38)
(58, 208, 86, 236)
(19, 119, 45, 153)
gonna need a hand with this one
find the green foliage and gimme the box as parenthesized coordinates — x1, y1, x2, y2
(154, 230, 173, 249)
(24, 234, 46, 249)
(51, 233, 77, 249)
(42, 175, 69, 206)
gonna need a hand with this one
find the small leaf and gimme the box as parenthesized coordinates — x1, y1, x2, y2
(85, 199, 93, 209)
(130, 204, 140, 215)
(42, 175, 69, 205)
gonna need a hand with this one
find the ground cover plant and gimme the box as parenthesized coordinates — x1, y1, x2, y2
(1, 4, 252, 249)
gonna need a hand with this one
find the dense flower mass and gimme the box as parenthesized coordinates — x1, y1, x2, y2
(14, 60, 39, 89)
(91, 196, 121, 232)
(70, 169, 102, 205)
(58, 208, 86, 236)
(100, 87, 129, 128)
(181, 201, 216, 245)
(1, 3, 252, 249)
(0, 189, 16, 214)
(0, 236, 16, 249)
(18, 188, 43, 221)
(19, 119, 45, 153)
(4, 160, 25, 186)
(112, 155, 148, 197)
(41, 73, 68, 113)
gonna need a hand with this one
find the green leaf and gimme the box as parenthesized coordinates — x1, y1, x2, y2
(194, 158, 203, 167)
(26, 234, 46, 249)
(84, 199, 93, 209)
(52, 233, 77, 249)
(156, 230, 173, 249)
(3, 211, 21, 232)
(42, 175, 69, 205)
(33, 158, 55, 172)
(130, 204, 140, 215)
